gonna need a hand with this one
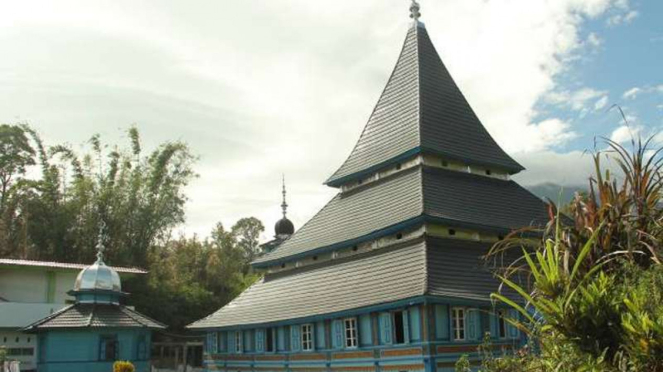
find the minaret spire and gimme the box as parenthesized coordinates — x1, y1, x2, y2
(281, 175, 288, 218)
(410, 0, 421, 22)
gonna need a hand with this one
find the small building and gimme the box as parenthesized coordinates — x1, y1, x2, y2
(190, 2, 550, 372)
(0, 259, 146, 371)
(23, 239, 165, 372)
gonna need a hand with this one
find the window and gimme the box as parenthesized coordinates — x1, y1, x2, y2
(344, 318, 358, 348)
(497, 309, 507, 339)
(266, 328, 275, 352)
(99, 335, 119, 361)
(393, 311, 405, 344)
(235, 331, 242, 353)
(7, 348, 33, 356)
(451, 308, 466, 341)
(301, 324, 313, 351)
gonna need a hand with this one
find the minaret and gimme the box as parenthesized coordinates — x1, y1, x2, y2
(274, 175, 295, 239)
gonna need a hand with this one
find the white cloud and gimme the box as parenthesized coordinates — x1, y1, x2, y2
(623, 87, 642, 100)
(587, 32, 603, 48)
(610, 125, 639, 143)
(607, 10, 639, 26)
(545, 87, 607, 112)
(0, 0, 633, 238)
(594, 95, 609, 111)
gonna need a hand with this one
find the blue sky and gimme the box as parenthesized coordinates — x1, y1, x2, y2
(538, 0, 662, 154)
(0, 0, 661, 239)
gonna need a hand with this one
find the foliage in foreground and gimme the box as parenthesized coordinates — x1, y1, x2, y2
(113, 360, 135, 372)
(483, 136, 663, 371)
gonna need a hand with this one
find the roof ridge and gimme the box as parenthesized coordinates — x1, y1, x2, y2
(120, 305, 167, 329)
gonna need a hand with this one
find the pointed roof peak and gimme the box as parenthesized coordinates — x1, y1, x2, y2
(325, 15, 522, 187)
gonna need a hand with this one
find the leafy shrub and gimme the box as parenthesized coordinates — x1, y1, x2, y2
(483, 135, 663, 372)
(113, 361, 135, 372)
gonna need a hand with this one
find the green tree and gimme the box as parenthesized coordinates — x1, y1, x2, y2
(232, 217, 265, 263)
(0, 124, 35, 211)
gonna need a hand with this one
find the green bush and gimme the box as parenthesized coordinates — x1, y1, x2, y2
(480, 135, 663, 372)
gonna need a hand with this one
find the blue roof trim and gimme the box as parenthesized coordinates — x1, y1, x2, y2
(325, 146, 523, 189)
(190, 294, 508, 331)
(252, 213, 540, 269)
(325, 148, 421, 188)
(252, 215, 426, 268)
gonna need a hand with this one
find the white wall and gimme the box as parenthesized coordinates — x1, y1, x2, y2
(0, 270, 47, 303)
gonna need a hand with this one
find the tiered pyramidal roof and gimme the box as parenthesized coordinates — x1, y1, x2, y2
(326, 19, 523, 188)
(190, 6, 548, 330)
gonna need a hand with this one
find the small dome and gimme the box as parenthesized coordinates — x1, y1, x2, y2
(275, 217, 295, 236)
(73, 259, 121, 293)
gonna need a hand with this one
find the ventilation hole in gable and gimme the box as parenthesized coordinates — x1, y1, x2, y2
(280, 263, 286, 269)
(357, 179, 363, 185)
(485, 169, 492, 176)
(312, 256, 318, 261)
(448, 229, 456, 236)
(396, 163, 402, 170)
(442, 160, 449, 167)
(352, 246, 358, 252)
(396, 233, 403, 240)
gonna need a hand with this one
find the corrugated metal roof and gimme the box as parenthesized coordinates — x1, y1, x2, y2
(425, 237, 521, 302)
(190, 239, 428, 329)
(326, 22, 522, 186)
(254, 167, 548, 266)
(0, 259, 147, 274)
(422, 167, 550, 230)
(254, 167, 424, 264)
(23, 303, 165, 331)
(191, 237, 520, 329)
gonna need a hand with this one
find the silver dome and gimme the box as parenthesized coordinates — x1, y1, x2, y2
(73, 259, 122, 293)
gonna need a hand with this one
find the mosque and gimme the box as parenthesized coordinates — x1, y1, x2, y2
(189, 2, 549, 372)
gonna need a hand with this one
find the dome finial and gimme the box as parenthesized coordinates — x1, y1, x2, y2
(95, 220, 106, 263)
(281, 174, 288, 218)
(410, 0, 421, 22)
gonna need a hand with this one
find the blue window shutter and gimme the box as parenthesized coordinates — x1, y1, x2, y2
(99, 338, 106, 360)
(228, 331, 235, 353)
(507, 309, 520, 338)
(219, 332, 226, 352)
(291, 326, 301, 352)
(489, 311, 498, 339)
(255, 329, 264, 353)
(315, 322, 326, 349)
(467, 310, 479, 340)
(332, 320, 343, 349)
(435, 305, 449, 340)
(403, 310, 410, 344)
(379, 313, 392, 345)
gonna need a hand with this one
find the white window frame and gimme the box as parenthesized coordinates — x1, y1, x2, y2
(497, 309, 508, 339)
(301, 324, 313, 351)
(235, 331, 242, 353)
(451, 307, 466, 341)
(344, 318, 358, 349)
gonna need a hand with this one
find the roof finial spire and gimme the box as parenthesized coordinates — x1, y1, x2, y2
(410, 0, 421, 22)
(281, 174, 288, 218)
(95, 220, 106, 263)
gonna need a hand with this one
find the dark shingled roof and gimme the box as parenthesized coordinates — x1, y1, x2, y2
(191, 237, 518, 329)
(253, 167, 549, 266)
(23, 304, 165, 331)
(326, 22, 522, 187)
